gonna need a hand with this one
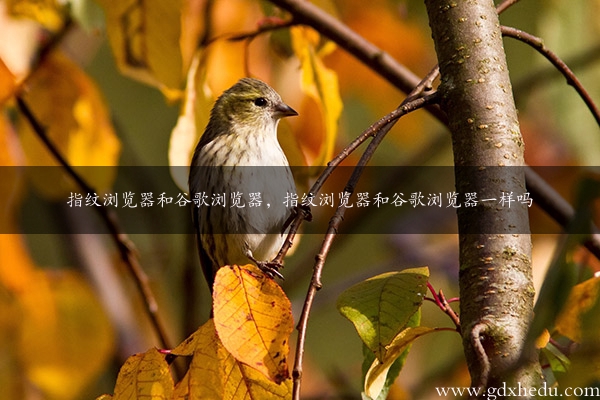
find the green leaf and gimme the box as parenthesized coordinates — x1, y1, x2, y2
(337, 267, 429, 361)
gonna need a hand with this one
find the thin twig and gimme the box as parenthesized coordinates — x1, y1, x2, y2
(438, 289, 461, 332)
(501, 25, 600, 128)
(513, 43, 600, 99)
(15, 97, 173, 352)
(426, 283, 461, 332)
(291, 92, 439, 399)
(226, 18, 296, 42)
(495, 0, 522, 15)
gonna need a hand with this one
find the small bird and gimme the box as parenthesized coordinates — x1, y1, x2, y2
(189, 78, 298, 291)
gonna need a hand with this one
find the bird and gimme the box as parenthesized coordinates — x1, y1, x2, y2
(189, 77, 298, 291)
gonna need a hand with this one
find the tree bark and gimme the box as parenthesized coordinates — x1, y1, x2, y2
(423, 0, 543, 396)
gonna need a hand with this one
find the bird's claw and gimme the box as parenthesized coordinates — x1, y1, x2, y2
(256, 260, 285, 281)
(296, 204, 313, 222)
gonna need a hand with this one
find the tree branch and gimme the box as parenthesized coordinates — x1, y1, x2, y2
(15, 97, 173, 352)
(501, 26, 600, 128)
(495, 0, 522, 15)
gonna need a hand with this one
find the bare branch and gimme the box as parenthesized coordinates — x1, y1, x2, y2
(426, 283, 461, 332)
(15, 97, 174, 352)
(495, 0, 522, 15)
(502, 25, 600, 128)
(225, 18, 296, 42)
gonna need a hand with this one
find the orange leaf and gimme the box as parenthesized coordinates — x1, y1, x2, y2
(219, 349, 293, 400)
(213, 264, 293, 384)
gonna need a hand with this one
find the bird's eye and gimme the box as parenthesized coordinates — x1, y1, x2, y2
(254, 97, 268, 107)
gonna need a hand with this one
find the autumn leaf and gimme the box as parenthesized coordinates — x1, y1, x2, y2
(291, 25, 342, 166)
(172, 319, 292, 399)
(95, 0, 184, 97)
(18, 51, 120, 198)
(172, 321, 222, 398)
(213, 264, 293, 384)
(337, 267, 429, 361)
(110, 348, 173, 400)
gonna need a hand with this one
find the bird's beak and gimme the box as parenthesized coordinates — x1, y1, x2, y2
(274, 102, 298, 118)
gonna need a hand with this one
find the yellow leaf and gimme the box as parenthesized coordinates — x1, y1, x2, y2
(220, 350, 293, 400)
(555, 276, 600, 342)
(7, 0, 65, 31)
(364, 326, 438, 400)
(19, 51, 120, 198)
(168, 50, 213, 191)
(96, 0, 184, 94)
(535, 329, 551, 349)
(213, 264, 293, 384)
(113, 348, 173, 400)
(172, 319, 292, 399)
(172, 320, 223, 399)
(291, 26, 342, 166)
